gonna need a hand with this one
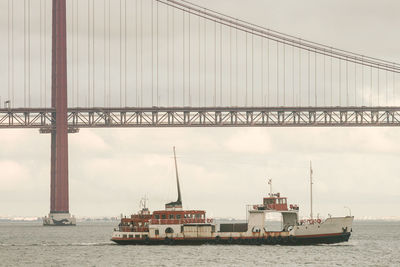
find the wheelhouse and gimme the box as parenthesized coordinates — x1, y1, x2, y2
(118, 208, 152, 232)
(262, 193, 288, 211)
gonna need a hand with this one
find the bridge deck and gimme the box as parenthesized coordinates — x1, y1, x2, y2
(1, 107, 400, 129)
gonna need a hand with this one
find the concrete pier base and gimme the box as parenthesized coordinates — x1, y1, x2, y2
(43, 213, 76, 226)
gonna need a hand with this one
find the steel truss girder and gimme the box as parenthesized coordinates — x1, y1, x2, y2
(2, 107, 400, 129)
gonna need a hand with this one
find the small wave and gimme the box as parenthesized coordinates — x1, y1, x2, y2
(318, 243, 354, 247)
(0, 242, 115, 247)
(70, 242, 115, 246)
(0, 243, 41, 247)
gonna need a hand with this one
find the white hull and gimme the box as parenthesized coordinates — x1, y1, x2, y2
(112, 216, 354, 245)
(291, 216, 353, 237)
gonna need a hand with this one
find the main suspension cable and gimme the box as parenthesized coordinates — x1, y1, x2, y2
(164, 0, 400, 72)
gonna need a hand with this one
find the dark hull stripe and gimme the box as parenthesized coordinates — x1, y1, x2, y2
(111, 232, 350, 246)
(295, 232, 346, 238)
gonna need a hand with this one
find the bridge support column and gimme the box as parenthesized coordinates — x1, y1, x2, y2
(43, 0, 75, 226)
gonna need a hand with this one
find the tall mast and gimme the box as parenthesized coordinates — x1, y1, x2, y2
(310, 161, 313, 219)
(173, 146, 182, 204)
(268, 178, 272, 196)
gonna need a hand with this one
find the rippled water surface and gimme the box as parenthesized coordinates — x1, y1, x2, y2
(1, 221, 399, 266)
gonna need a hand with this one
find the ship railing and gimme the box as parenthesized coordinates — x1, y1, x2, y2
(298, 218, 323, 225)
(150, 219, 206, 225)
(119, 226, 149, 232)
(252, 204, 291, 211)
(252, 204, 264, 210)
(252, 204, 275, 210)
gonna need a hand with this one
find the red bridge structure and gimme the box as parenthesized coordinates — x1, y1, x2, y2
(47, 0, 73, 225)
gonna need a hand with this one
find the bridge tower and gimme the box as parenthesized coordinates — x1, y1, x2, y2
(43, 0, 75, 226)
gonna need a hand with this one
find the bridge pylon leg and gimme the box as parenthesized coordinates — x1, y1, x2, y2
(43, 0, 75, 226)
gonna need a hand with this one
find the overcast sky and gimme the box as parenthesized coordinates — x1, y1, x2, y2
(1, 0, 400, 219)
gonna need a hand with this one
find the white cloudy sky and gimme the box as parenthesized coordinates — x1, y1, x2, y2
(1, 0, 400, 219)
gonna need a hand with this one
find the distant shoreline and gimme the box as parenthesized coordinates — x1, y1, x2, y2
(1, 217, 400, 223)
(0, 217, 120, 223)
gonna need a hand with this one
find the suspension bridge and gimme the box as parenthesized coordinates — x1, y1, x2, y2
(0, 0, 399, 224)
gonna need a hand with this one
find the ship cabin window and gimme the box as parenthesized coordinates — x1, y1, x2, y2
(161, 214, 166, 219)
(276, 198, 286, 204)
(155, 229, 159, 235)
(123, 234, 127, 238)
(169, 214, 174, 219)
(165, 227, 174, 234)
(129, 235, 133, 238)
(176, 214, 181, 219)
(155, 215, 160, 219)
(195, 214, 201, 219)
(264, 198, 275, 205)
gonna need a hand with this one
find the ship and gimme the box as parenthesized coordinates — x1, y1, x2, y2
(111, 148, 353, 245)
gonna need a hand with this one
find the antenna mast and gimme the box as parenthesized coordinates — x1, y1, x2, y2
(310, 161, 313, 219)
(268, 179, 273, 196)
(173, 147, 182, 204)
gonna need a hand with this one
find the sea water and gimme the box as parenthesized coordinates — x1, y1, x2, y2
(0, 221, 399, 266)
